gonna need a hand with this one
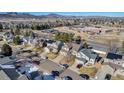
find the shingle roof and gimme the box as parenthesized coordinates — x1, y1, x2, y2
(72, 43, 83, 52)
(17, 75, 28, 80)
(0, 57, 14, 65)
(95, 65, 114, 80)
(3, 68, 20, 80)
(80, 49, 97, 59)
(0, 70, 10, 80)
(59, 69, 83, 80)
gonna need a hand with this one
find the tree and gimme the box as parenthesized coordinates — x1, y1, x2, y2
(14, 28, 20, 35)
(42, 41, 47, 48)
(29, 31, 35, 39)
(13, 35, 21, 45)
(83, 42, 89, 49)
(10, 29, 14, 35)
(1, 44, 12, 56)
(0, 23, 3, 32)
(75, 36, 81, 44)
(55, 32, 74, 43)
(24, 31, 30, 37)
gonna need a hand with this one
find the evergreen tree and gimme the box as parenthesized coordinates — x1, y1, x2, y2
(0, 23, 3, 32)
(1, 44, 12, 56)
(13, 35, 21, 45)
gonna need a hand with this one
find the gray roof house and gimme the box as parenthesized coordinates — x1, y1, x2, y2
(75, 49, 98, 65)
(0, 64, 21, 80)
(49, 41, 64, 53)
(0, 57, 15, 65)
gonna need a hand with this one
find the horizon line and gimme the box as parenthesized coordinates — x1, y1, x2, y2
(1, 12, 124, 17)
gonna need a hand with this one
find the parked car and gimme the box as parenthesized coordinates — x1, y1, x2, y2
(60, 64, 69, 69)
(32, 60, 40, 65)
(105, 74, 111, 80)
(51, 71, 60, 77)
(77, 64, 83, 69)
(64, 76, 73, 80)
(0, 55, 4, 58)
(80, 74, 90, 80)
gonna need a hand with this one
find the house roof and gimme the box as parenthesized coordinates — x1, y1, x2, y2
(0, 57, 14, 65)
(72, 43, 82, 52)
(106, 52, 123, 60)
(59, 69, 83, 80)
(3, 68, 20, 80)
(0, 70, 10, 80)
(43, 75, 55, 80)
(17, 75, 28, 80)
(95, 65, 114, 80)
(80, 49, 97, 59)
(37, 59, 63, 74)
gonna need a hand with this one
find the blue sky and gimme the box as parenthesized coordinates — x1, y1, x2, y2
(28, 12, 124, 17)
(1, 12, 124, 17)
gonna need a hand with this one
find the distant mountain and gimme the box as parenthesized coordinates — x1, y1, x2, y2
(0, 12, 124, 20)
(0, 12, 37, 19)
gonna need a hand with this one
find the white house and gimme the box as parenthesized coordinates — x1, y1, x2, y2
(49, 41, 64, 53)
(60, 44, 70, 56)
(75, 49, 98, 65)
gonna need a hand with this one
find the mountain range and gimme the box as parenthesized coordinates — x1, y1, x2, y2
(0, 12, 124, 20)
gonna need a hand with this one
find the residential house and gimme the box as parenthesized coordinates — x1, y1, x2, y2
(0, 64, 21, 80)
(105, 52, 124, 66)
(20, 35, 28, 45)
(28, 37, 39, 47)
(71, 43, 83, 55)
(60, 43, 70, 56)
(48, 41, 64, 53)
(60, 42, 83, 56)
(0, 56, 15, 65)
(95, 65, 114, 80)
(17, 75, 28, 80)
(59, 69, 83, 80)
(75, 49, 98, 65)
(17, 62, 39, 74)
(26, 71, 42, 80)
(16, 62, 41, 80)
(3, 32, 14, 42)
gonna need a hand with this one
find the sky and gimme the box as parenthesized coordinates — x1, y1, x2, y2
(1, 12, 124, 17)
(27, 12, 124, 17)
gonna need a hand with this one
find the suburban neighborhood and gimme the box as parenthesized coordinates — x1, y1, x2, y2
(0, 12, 124, 80)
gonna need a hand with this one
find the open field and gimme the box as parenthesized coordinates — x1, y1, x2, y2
(55, 27, 124, 47)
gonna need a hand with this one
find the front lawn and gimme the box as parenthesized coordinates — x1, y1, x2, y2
(47, 52, 58, 59)
(112, 75, 124, 80)
(79, 67, 97, 77)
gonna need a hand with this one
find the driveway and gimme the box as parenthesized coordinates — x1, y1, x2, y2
(51, 54, 65, 64)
